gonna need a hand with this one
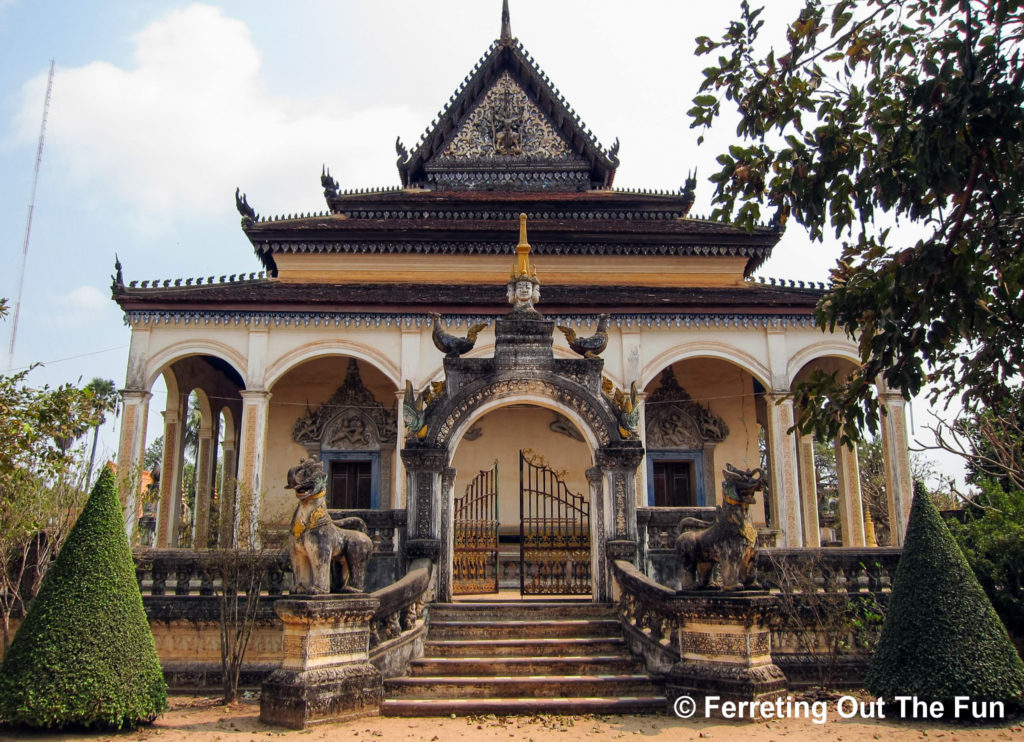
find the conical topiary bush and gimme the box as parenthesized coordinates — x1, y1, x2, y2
(866, 481, 1024, 715)
(0, 466, 167, 729)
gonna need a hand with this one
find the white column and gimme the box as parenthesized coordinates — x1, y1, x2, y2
(834, 440, 866, 546)
(635, 393, 649, 506)
(218, 439, 238, 548)
(155, 405, 184, 548)
(620, 327, 646, 507)
(879, 392, 913, 546)
(764, 394, 803, 547)
(192, 424, 214, 549)
(117, 389, 151, 541)
(235, 389, 271, 548)
(394, 390, 407, 510)
(797, 433, 821, 547)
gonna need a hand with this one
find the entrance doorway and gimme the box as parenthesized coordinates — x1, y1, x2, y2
(452, 449, 592, 597)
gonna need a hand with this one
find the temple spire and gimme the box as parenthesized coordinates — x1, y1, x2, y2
(500, 0, 512, 43)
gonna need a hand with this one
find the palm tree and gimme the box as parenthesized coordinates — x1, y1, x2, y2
(84, 378, 120, 488)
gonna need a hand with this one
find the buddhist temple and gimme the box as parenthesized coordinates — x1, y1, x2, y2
(112, 1, 913, 607)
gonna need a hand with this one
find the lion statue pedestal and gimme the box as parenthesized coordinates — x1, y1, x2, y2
(665, 465, 788, 716)
(260, 596, 382, 729)
(260, 460, 383, 728)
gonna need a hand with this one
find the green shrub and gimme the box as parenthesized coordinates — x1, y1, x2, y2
(866, 481, 1024, 714)
(0, 467, 167, 729)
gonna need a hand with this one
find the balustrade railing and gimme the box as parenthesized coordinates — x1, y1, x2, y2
(369, 563, 430, 648)
(612, 545, 901, 682)
(134, 509, 408, 597)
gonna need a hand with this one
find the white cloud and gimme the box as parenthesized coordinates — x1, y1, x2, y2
(51, 285, 116, 328)
(12, 4, 419, 225)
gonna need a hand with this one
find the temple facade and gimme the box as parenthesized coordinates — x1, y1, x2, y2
(112, 4, 912, 602)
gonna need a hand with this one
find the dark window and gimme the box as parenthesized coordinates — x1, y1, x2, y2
(329, 460, 372, 509)
(652, 461, 695, 507)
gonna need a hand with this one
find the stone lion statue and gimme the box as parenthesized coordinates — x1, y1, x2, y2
(676, 464, 766, 590)
(286, 458, 374, 594)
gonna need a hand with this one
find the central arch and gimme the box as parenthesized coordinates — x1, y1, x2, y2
(402, 371, 644, 602)
(446, 396, 598, 598)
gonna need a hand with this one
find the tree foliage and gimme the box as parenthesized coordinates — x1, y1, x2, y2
(0, 301, 110, 650)
(690, 0, 1024, 442)
(948, 478, 1024, 654)
(0, 467, 167, 730)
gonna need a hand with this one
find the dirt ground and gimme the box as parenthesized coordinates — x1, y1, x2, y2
(0, 696, 1020, 742)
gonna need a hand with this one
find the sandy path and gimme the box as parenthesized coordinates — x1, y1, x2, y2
(0, 696, 1020, 742)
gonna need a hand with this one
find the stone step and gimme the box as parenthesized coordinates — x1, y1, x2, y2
(381, 695, 667, 717)
(385, 674, 661, 699)
(428, 601, 615, 622)
(409, 654, 643, 676)
(427, 618, 621, 640)
(424, 636, 628, 657)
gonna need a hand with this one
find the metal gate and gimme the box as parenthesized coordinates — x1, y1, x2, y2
(520, 450, 591, 595)
(453, 461, 499, 594)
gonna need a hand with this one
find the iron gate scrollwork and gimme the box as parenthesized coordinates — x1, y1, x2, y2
(520, 450, 591, 595)
(453, 461, 499, 594)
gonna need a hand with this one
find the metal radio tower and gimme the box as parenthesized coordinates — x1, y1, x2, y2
(7, 59, 55, 371)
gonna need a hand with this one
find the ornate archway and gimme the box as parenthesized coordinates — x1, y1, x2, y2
(400, 304, 644, 602)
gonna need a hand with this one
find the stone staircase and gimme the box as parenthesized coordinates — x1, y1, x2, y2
(382, 601, 665, 716)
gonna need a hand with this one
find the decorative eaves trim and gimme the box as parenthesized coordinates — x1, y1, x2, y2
(124, 310, 818, 330)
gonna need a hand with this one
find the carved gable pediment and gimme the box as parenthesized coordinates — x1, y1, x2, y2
(645, 368, 729, 449)
(292, 359, 397, 453)
(438, 73, 577, 162)
(396, 40, 618, 191)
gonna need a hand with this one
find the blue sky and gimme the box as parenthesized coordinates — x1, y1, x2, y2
(0, 1, 960, 482)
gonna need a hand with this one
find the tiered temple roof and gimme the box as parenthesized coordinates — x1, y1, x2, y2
(112, 2, 816, 314)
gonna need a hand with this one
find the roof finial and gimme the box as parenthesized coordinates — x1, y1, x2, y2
(500, 0, 512, 43)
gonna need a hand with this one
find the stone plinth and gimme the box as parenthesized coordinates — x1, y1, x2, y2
(260, 595, 382, 729)
(493, 314, 555, 373)
(665, 592, 786, 717)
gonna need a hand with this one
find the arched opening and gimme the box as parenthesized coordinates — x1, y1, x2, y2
(642, 357, 764, 518)
(449, 403, 593, 597)
(791, 356, 882, 547)
(265, 355, 400, 543)
(143, 354, 245, 548)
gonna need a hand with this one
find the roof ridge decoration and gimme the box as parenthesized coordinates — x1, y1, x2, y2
(392, 2, 619, 193)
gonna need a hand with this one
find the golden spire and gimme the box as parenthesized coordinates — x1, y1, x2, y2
(511, 213, 537, 280)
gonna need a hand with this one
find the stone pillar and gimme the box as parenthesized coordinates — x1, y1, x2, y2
(437, 466, 456, 603)
(796, 434, 821, 547)
(218, 439, 238, 548)
(155, 405, 184, 548)
(236, 389, 271, 548)
(117, 389, 151, 541)
(192, 424, 214, 549)
(401, 447, 446, 595)
(763, 394, 803, 547)
(260, 596, 382, 729)
(596, 445, 645, 602)
(879, 393, 913, 546)
(665, 593, 787, 716)
(834, 440, 866, 547)
(586, 465, 608, 602)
